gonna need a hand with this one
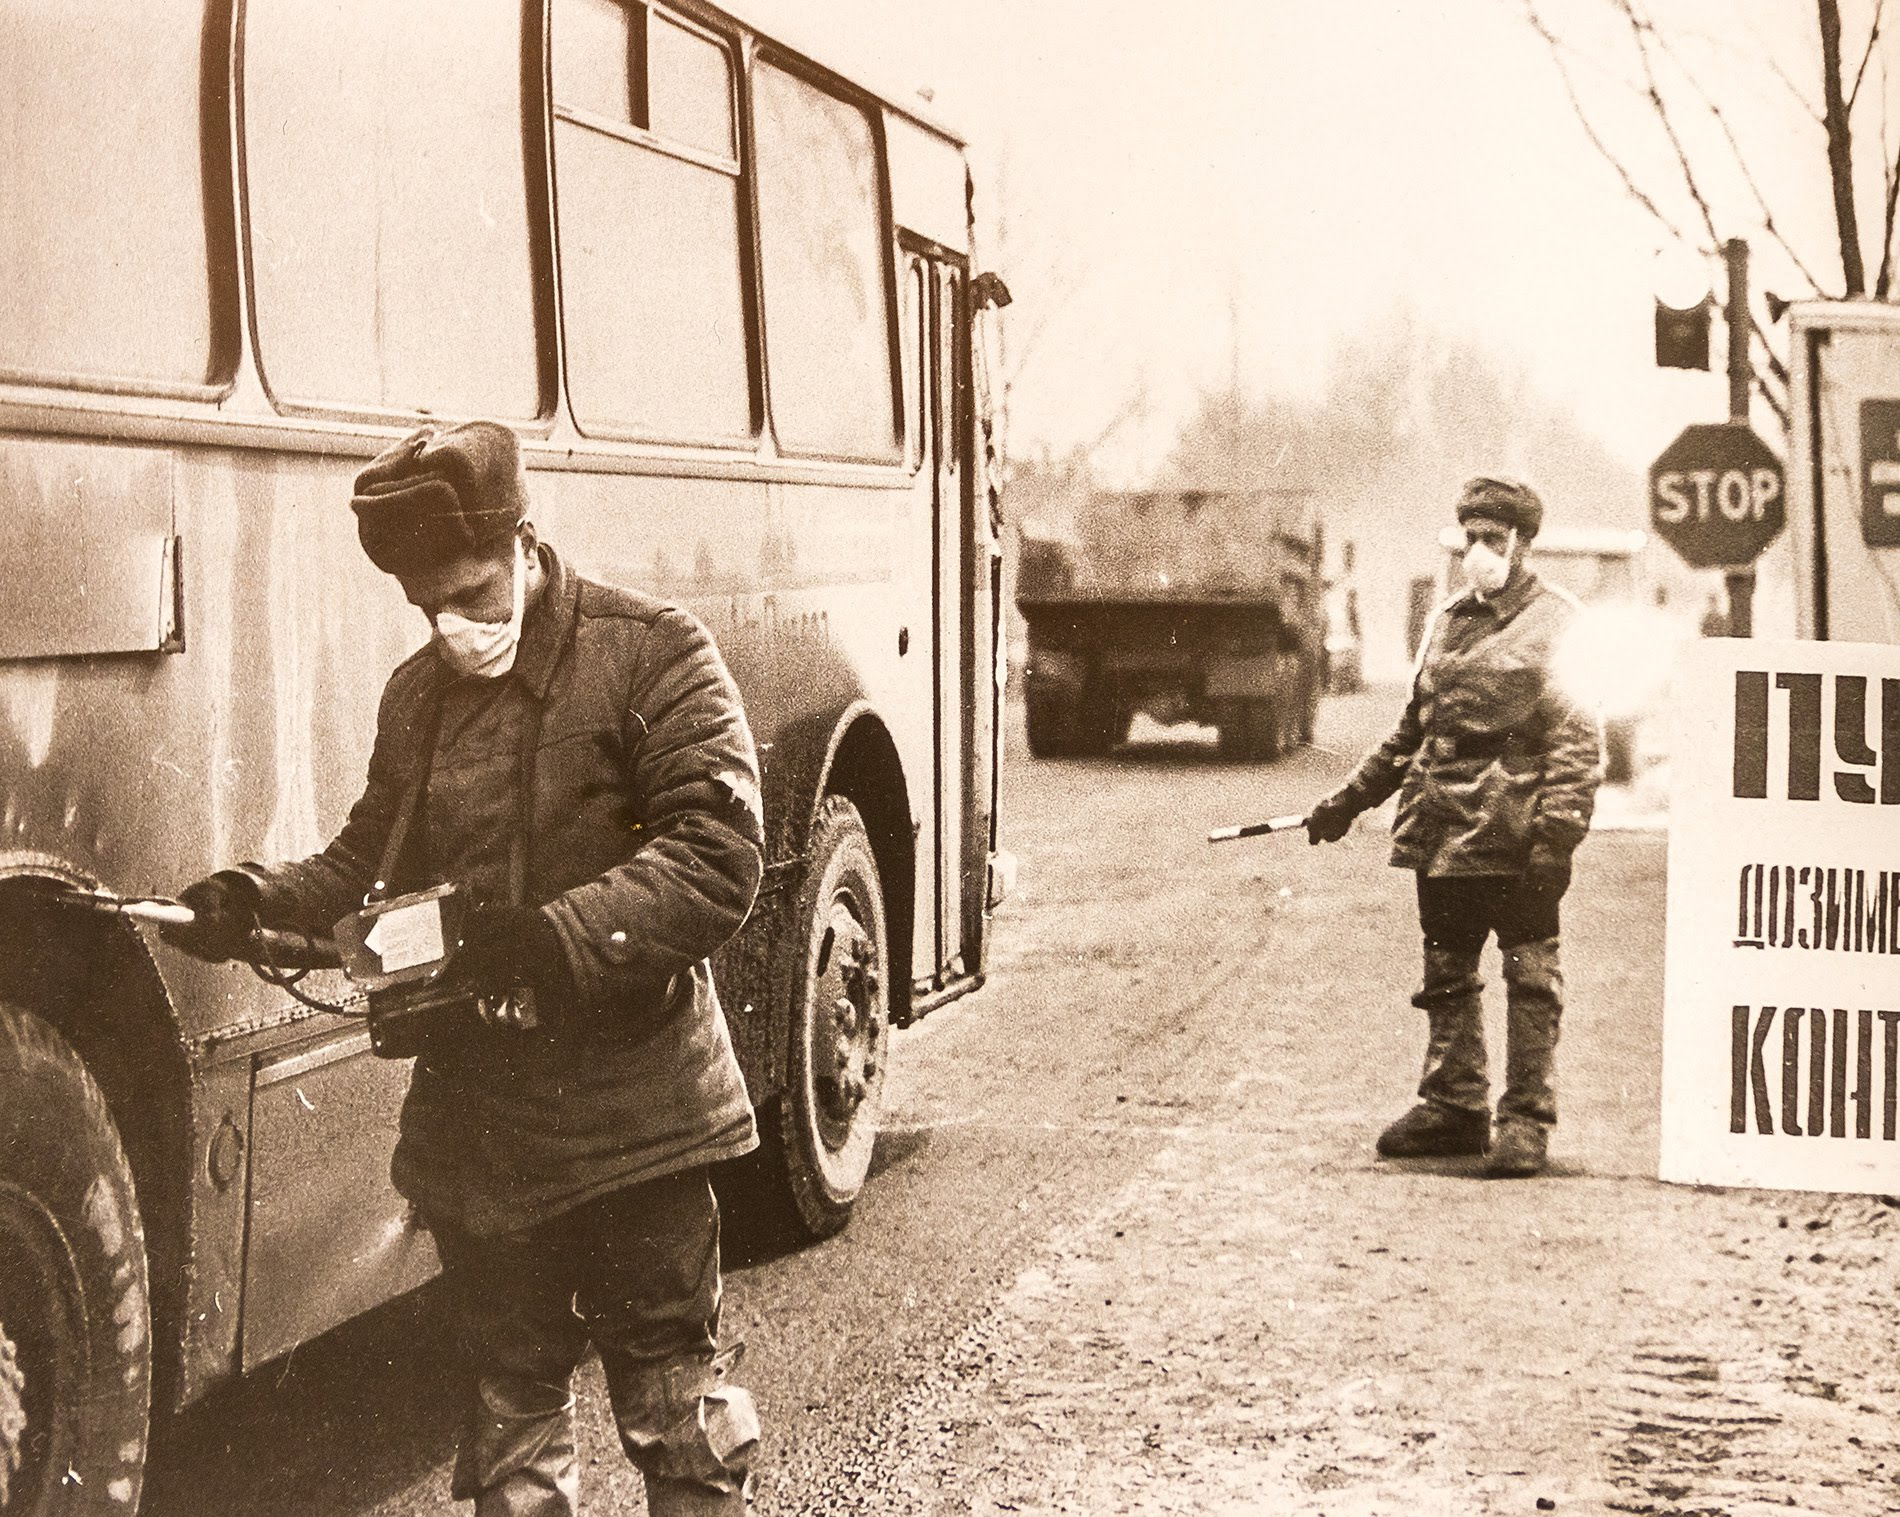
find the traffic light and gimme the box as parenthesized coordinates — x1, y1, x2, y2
(1655, 296, 1712, 370)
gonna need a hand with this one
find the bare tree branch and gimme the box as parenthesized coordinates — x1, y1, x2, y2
(1609, 0, 1722, 253)
(1673, 21, 1826, 124)
(1876, 126, 1900, 297)
(1877, 53, 1900, 298)
(1847, 0, 1886, 113)
(1755, 372, 1791, 429)
(1530, 13, 1658, 104)
(1641, 25, 1830, 293)
(1752, 321, 1790, 387)
(1765, 51, 1831, 127)
(1819, 0, 1870, 295)
(1519, 0, 1706, 252)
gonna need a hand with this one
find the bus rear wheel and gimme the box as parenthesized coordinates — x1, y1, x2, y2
(773, 797, 890, 1240)
(0, 1005, 151, 1517)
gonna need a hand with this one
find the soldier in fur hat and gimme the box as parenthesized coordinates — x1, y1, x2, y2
(1303, 475, 1603, 1178)
(166, 420, 764, 1515)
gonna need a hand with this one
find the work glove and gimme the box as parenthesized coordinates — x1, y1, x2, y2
(1524, 842, 1573, 896)
(453, 904, 577, 1014)
(161, 870, 263, 962)
(1304, 792, 1358, 846)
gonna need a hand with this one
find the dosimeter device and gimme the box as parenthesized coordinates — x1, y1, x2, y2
(333, 884, 541, 1056)
(47, 880, 537, 1057)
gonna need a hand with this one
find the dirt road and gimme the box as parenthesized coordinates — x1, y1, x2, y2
(144, 690, 1900, 1515)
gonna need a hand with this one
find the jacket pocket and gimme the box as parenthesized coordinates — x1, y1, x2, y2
(1458, 760, 1539, 858)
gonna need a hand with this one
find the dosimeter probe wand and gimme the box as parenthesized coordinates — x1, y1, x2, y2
(1206, 813, 1307, 844)
(42, 885, 340, 967)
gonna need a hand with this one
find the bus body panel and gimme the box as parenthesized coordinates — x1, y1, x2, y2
(0, 0, 1002, 1423)
(0, 436, 179, 659)
(242, 1027, 439, 1371)
(0, 428, 963, 1398)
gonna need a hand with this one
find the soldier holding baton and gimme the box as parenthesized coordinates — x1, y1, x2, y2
(1302, 477, 1603, 1178)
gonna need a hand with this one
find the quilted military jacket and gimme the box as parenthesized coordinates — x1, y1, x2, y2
(250, 545, 763, 1235)
(1335, 567, 1602, 877)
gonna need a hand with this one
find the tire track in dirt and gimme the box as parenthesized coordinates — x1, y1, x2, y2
(1604, 1323, 1900, 1515)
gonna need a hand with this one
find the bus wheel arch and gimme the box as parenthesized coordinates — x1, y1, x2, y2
(812, 712, 916, 1028)
(0, 874, 196, 1440)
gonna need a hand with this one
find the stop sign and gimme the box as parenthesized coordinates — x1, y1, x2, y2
(1648, 422, 1786, 568)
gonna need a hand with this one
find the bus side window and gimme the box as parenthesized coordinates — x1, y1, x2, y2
(553, 0, 752, 444)
(243, 0, 543, 420)
(1, 0, 226, 390)
(752, 61, 901, 464)
(648, 9, 735, 160)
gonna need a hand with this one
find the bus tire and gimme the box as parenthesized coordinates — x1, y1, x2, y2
(773, 797, 890, 1240)
(0, 1005, 151, 1517)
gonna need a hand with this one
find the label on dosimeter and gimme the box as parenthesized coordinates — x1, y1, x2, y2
(363, 897, 447, 974)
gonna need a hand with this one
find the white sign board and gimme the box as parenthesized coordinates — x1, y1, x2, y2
(1662, 637, 1900, 1193)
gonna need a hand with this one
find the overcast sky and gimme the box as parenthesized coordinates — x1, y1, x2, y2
(745, 0, 1892, 478)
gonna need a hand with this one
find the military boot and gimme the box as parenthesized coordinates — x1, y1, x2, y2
(452, 1375, 581, 1517)
(1376, 1101, 1492, 1157)
(1398, 940, 1491, 1149)
(1498, 935, 1563, 1130)
(607, 1351, 757, 1517)
(1486, 1116, 1549, 1177)
(1487, 936, 1564, 1176)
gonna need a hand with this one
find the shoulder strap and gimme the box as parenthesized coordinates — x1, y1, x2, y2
(366, 692, 445, 904)
(509, 694, 545, 907)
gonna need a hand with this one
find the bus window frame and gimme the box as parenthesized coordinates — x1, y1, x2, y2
(745, 46, 906, 470)
(233, 0, 560, 431)
(904, 259, 928, 475)
(550, 0, 762, 449)
(0, 0, 243, 404)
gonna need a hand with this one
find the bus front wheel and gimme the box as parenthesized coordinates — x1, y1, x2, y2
(0, 1005, 151, 1517)
(774, 797, 890, 1240)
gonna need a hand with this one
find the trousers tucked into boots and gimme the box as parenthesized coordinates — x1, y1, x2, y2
(434, 1168, 758, 1517)
(1412, 872, 1566, 1125)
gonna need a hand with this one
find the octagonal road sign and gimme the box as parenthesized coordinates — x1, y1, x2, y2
(1648, 422, 1786, 569)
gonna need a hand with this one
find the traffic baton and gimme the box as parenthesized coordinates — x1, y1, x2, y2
(1206, 813, 1307, 844)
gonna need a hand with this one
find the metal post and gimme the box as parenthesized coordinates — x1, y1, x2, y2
(1724, 237, 1755, 637)
(1725, 238, 1750, 423)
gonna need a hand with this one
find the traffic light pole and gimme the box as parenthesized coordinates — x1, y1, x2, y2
(1724, 237, 1755, 637)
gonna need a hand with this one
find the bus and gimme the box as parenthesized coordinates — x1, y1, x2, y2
(0, 2, 1011, 1511)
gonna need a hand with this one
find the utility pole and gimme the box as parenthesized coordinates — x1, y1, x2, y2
(1724, 237, 1755, 637)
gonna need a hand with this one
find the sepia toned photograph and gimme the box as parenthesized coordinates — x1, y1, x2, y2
(3, 2, 1900, 1513)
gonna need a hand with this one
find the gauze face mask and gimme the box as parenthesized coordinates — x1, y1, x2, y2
(433, 541, 527, 678)
(1463, 528, 1516, 597)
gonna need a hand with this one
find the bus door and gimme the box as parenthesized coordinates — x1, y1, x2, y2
(915, 252, 974, 979)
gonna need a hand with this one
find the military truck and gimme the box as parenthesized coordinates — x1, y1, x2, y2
(1015, 488, 1325, 760)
